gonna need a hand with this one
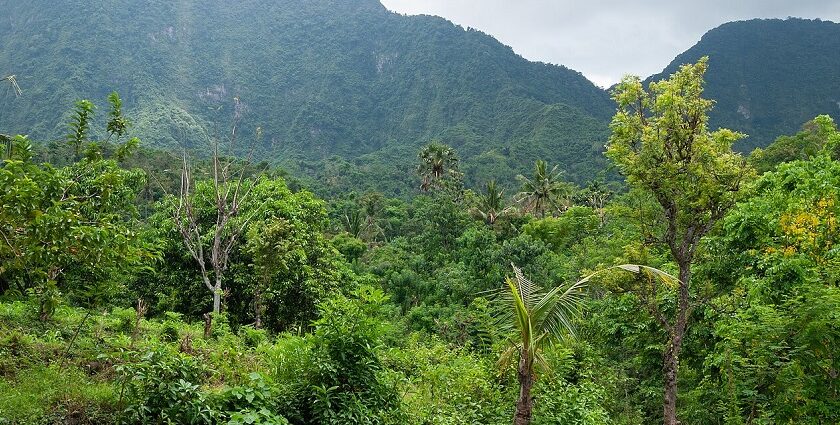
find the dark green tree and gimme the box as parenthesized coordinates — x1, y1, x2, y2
(417, 142, 461, 192)
(515, 160, 573, 218)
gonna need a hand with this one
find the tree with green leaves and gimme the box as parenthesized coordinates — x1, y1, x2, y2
(497, 264, 586, 425)
(606, 57, 751, 425)
(750, 114, 840, 173)
(471, 179, 514, 225)
(690, 141, 840, 422)
(515, 160, 573, 218)
(417, 142, 461, 192)
(0, 128, 150, 320)
(67, 99, 94, 160)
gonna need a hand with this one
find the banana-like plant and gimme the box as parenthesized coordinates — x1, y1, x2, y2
(498, 263, 678, 425)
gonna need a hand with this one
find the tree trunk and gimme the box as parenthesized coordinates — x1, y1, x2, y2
(212, 276, 222, 314)
(254, 284, 263, 329)
(663, 262, 691, 425)
(203, 313, 213, 339)
(663, 333, 681, 425)
(514, 354, 534, 425)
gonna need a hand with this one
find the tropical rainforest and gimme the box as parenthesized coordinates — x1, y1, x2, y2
(1, 2, 839, 425)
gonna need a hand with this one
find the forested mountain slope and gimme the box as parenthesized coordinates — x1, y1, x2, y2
(0, 0, 613, 193)
(646, 18, 840, 151)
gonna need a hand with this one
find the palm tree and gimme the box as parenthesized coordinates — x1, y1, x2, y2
(498, 263, 677, 424)
(515, 160, 573, 217)
(498, 264, 586, 425)
(417, 142, 460, 191)
(471, 179, 514, 225)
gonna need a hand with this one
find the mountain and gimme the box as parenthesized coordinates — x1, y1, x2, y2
(0, 0, 613, 194)
(646, 18, 840, 151)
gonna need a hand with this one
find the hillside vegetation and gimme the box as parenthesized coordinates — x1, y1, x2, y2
(2, 56, 839, 424)
(0, 0, 612, 195)
(647, 18, 840, 151)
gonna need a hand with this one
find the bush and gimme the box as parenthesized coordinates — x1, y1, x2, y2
(302, 286, 403, 424)
(110, 307, 137, 334)
(118, 349, 214, 424)
(240, 325, 268, 348)
(214, 372, 289, 425)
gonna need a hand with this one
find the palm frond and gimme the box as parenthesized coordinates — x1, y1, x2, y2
(579, 264, 680, 288)
(3, 75, 22, 97)
(511, 264, 543, 308)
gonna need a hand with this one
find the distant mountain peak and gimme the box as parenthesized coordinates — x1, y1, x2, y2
(647, 17, 840, 151)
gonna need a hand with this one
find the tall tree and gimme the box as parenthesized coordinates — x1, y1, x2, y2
(66, 100, 94, 160)
(471, 179, 513, 225)
(606, 57, 751, 425)
(417, 142, 460, 192)
(498, 265, 585, 425)
(515, 160, 572, 218)
(173, 128, 267, 314)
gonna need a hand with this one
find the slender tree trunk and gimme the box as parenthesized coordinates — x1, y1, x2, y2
(254, 283, 263, 329)
(663, 262, 691, 425)
(663, 333, 681, 425)
(212, 276, 222, 314)
(514, 353, 534, 425)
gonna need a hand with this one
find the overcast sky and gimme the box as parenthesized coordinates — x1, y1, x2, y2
(380, 0, 840, 88)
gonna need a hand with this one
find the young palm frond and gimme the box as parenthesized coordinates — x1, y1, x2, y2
(495, 264, 586, 372)
(3, 75, 22, 97)
(496, 264, 587, 425)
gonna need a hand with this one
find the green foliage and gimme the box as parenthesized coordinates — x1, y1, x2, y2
(0, 0, 614, 195)
(0, 128, 152, 319)
(215, 373, 290, 425)
(515, 160, 575, 217)
(118, 349, 215, 423)
(140, 176, 353, 330)
(522, 207, 600, 253)
(305, 286, 401, 424)
(750, 114, 840, 172)
(647, 18, 840, 151)
(686, 152, 840, 423)
(417, 142, 462, 193)
(67, 99, 95, 159)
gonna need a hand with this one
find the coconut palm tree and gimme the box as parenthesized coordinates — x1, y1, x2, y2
(515, 160, 573, 217)
(471, 179, 514, 225)
(498, 264, 586, 425)
(417, 142, 460, 192)
(498, 263, 677, 424)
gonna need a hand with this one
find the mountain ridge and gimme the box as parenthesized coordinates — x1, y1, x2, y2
(3, 6, 840, 194)
(645, 17, 840, 151)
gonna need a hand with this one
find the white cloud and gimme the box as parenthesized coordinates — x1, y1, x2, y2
(380, 0, 840, 86)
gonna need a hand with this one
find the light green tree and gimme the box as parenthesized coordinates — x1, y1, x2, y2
(606, 57, 751, 425)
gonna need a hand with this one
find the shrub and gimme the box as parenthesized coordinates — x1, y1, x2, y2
(240, 325, 268, 348)
(214, 372, 289, 424)
(118, 349, 214, 424)
(110, 307, 137, 334)
(305, 286, 403, 424)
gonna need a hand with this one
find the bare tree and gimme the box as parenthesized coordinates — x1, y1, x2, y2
(173, 124, 267, 314)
